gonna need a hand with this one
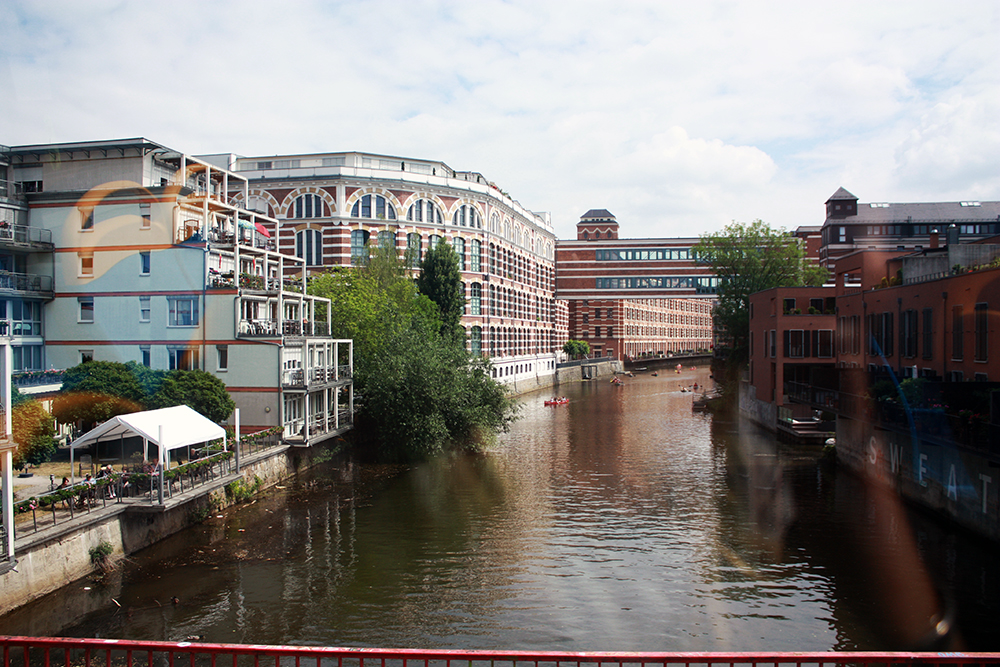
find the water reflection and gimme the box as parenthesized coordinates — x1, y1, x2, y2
(1, 369, 997, 651)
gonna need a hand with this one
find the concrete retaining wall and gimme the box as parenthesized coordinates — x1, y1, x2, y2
(0, 447, 302, 616)
(836, 417, 1000, 541)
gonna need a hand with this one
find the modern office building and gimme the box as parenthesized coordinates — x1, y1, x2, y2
(1, 139, 353, 443)
(201, 151, 565, 382)
(555, 209, 716, 360)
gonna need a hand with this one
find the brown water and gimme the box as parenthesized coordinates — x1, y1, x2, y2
(3, 369, 998, 651)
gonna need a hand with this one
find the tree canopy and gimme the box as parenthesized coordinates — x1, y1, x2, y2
(416, 241, 465, 341)
(53, 361, 234, 427)
(562, 339, 591, 358)
(694, 220, 828, 366)
(310, 242, 517, 461)
(11, 394, 57, 470)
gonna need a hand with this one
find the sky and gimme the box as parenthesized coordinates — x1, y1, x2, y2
(2, 0, 999, 240)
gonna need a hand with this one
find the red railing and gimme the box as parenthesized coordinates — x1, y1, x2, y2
(2, 637, 998, 667)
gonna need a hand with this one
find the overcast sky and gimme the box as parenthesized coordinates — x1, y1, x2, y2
(2, 1, 998, 240)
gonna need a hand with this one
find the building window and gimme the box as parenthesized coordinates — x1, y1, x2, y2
(80, 207, 94, 231)
(351, 194, 396, 220)
(471, 282, 482, 316)
(80, 253, 94, 277)
(406, 232, 422, 267)
(168, 297, 199, 326)
(140, 296, 150, 322)
(79, 297, 94, 323)
(12, 344, 43, 372)
(351, 229, 370, 265)
(784, 330, 806, 358)
(922, 308, 934, 359)
(607, 326, 613, 337)
(471, 326, 482, 356)
(80, 350, 94, 363)
(952, 305, 964, 360)
(217, 345, 228, 372)
(429, 234, 442, 251)
(140, 346, 150, 367)
(453, 204, 481, 228)
(975, 302, 988, 362)
(297, 229, 323, 266)
(471, 239, 482, 272)
(140, 203, 151, 229)
(783, 298, 796, 314)
(168, 347, 199, 371)
(140, 251, 151, 275)
(378, 230, 396, 250)
(769, 330, 776, 358)
(292, 194, 324, 218)
(407, 199, 442, 224)
(815, 330, 834, 358)
(902, 309, 918, 358)
(3, 299, 41, 336)
(453, 237, 465, 270)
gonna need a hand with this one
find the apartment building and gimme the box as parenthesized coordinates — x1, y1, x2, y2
(1, 139, 353, 444)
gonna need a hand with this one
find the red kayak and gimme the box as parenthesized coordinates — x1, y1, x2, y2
(544, 398, 569, 406)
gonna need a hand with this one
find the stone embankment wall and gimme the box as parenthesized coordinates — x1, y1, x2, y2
(504, 359, 622, 395)
(0, 446, 307, 617)
(835, 417, 1000, 542)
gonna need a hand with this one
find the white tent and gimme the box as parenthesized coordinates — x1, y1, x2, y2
(69, 405, 226, 483)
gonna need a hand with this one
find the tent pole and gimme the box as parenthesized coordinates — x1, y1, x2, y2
(157, 425, 164, 505)
(235, 408, 241, 473)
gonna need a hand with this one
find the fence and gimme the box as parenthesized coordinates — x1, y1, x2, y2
(1, 637, 996, 667)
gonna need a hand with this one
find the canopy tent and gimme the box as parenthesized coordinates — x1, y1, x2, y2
(69, 405, 226, 483)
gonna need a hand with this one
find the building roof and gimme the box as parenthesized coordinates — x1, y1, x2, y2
(580, 209, 616, 221)
(826, 187, 857, 203)
(825, 200, 1000, 225)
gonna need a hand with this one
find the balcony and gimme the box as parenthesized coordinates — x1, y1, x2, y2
(0, 223, 52, 249)
(0, 271, 54, 296)
(281, 364, 352, 388)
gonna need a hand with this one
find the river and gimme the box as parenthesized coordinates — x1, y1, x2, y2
(2, 368, 998, 651)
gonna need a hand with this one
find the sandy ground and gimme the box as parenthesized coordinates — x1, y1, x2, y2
(9, 460, 82, 500)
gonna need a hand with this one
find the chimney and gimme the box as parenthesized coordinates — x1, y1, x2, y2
(930, 228, 939, 249)
(947, 224, 959, 247)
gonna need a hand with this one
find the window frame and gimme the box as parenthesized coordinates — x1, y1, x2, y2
(167, 297, 200, 327)
(79, 296, 94, 323)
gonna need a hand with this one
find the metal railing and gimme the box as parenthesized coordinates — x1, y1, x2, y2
(1, 637, 996, 667)
(0, 223, 53, 246)
(0, 271, 53, 294)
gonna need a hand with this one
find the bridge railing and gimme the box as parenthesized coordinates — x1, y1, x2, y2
(2, 637, 997, 667)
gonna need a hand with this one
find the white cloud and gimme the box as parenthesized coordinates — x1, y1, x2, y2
(2, 0, 998, 240)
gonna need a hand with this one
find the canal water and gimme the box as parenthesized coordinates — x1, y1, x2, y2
(2, 368, 999, 651)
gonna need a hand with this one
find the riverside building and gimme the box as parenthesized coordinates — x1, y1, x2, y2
(201, 151, 565, 383)
(555, 209, 715, 360)
(1, 139, 353, 443)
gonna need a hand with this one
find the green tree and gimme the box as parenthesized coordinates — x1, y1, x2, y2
(147, 369, 236, 423)
(562, 339, 591, 358)
(12, 398, 57, 470)
(52, 360, 147, 427)
(694, 220, 827, 367)
(310, 243, 517, 461)
(416, 241, 465, 341)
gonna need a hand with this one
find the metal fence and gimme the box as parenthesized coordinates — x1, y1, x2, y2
(1, 637, 997, 667)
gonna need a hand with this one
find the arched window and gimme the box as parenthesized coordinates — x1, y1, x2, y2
(406, 232, 422, 267)
(471, 239, 482, 272)
(453, 204, 481, 228)
(351, 194, 396, 220)
(490, 213, 501, 235)
(471, 326, 482, 356)
(378, 230, 396, 250)
(471, 282, 482, 316)
(429, 234, 442, 251)
(296, 229, 323, 266)
(351, 230, 370, 265)
(453, 237, 465, 270)
(407, 198, 442, 224)
(292, 194, 324, 218)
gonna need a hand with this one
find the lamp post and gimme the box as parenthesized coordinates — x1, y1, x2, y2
(1, 318, 17, 571)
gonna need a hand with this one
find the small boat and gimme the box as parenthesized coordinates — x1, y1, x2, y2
(544, 397, 569, 406)
(611, 377, 623, 386)
(651, 372, 658, 377)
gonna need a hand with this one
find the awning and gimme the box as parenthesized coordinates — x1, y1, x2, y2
(70, 405, 225, 453)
